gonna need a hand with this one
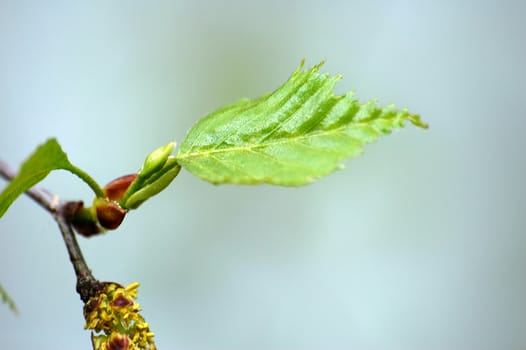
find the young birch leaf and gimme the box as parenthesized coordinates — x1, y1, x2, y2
(0, 138, 103, 218)
(1, 282, 18, 314)
(176, 61, 428, 186)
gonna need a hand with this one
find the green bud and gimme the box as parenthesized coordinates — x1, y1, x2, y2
(138, 141, 175, 179)
(143, 157, 179, 186)
(124, 158, 181, 209)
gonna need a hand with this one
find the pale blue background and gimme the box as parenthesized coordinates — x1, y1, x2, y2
(1, 1, 525, 349)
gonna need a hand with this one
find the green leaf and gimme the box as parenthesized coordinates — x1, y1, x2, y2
(0, 138, 104, 218)
(0, 282, 17, 314)
(176, 61, 427, 186)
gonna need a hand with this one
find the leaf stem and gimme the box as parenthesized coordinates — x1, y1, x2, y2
(67, 164, 105, 198)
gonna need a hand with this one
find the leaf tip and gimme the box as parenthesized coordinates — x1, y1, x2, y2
(407, 113, 429, 129)
(293, 59, 307, 76)
(311, 60, 326, 75)
(293, 59, 327, 77)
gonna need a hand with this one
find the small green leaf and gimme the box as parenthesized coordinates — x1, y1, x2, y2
(0, 282, 17, 314)
(176, 61, 427, 186)
(123, 157, 181, 209)
(0, 138, 104, 218)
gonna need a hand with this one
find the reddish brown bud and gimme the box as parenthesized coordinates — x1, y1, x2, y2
(95, 199, 127, 230)
(71, 201, 103, 237)
(103, 174, 138, 201)
(84, 295, 102, 315)
(110, 294, 134, 308)
(108, 333, 130, 350)
(73, 220, 102, 237)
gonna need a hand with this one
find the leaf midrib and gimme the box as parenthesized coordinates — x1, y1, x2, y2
(177, 121, 371, 160)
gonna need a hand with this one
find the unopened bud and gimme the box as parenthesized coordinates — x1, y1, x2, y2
(138, 141, 175, 179)
(71, 202, 102, 237)
(124, 158, 181, 209)
(94, 198, 127, 230)
(103, 174, 138, 201)
(106, 332, 131, 350)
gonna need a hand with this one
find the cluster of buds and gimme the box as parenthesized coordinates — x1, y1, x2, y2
(84, 282, 156, 350)
(72, 142, 181, 237)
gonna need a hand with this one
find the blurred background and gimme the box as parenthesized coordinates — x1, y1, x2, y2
(1, 1, 525, 349)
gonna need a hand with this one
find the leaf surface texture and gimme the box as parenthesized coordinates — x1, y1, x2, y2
(176, 62, 427, 185)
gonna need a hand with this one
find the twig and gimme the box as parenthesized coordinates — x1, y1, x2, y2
(0, 159, 99, 302)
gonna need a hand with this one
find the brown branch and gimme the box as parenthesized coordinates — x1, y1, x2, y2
(0, 159, 99, 302)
